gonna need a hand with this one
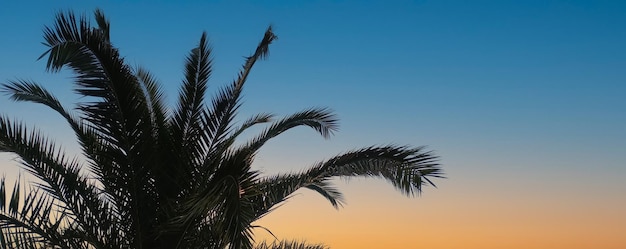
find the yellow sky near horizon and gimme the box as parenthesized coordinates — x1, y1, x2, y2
(3, 150, 625, 249)
(254, 177, 626, 249)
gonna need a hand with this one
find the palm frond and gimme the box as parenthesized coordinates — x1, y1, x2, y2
(250, 172, 343, 220)
(255, 240, 329, 249)
(318, 145, 443, 195)
(251, 145, 442, 218)
(195, 26, 277, 178)
(225, 113, 275, 145)
(171, 32, 212, 150)
(165, 32, 214, 201)
(0, 117, 117, 248)
(40, 9, 155, 162)
(0, 80, 105, 181)
(1, 80, 67, 117)
(0, 177, 74, 248)
(38, 11, 166, 246)
(241, 108, 338, 155)
(93, 8, 110, 42)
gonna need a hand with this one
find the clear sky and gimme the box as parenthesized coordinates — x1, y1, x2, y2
(1, 1, 625, 248)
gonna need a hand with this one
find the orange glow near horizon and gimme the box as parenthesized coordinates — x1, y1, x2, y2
(2, 158, 624, 248)
(254, 179, 626, 249)
(3, 150, 625, 249)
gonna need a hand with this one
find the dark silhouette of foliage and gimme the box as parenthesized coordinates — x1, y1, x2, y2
(0, 9, 443, 249)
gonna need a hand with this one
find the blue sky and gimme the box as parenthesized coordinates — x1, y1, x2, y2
(1, 1, 625, 248)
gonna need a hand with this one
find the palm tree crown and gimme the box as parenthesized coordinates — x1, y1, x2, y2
(0, 9, 443, 249)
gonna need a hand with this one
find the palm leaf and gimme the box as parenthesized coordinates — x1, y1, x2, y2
(251, 145, 442, 218)
(38, 10, 166, 246)
(0, 117, 118, 248)
(241, 108, 338, 155)
(195, 26, 277, 179)
(0, 178, 75, 248)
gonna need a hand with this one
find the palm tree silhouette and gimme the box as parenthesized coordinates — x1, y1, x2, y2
(0, 9, 443, 249)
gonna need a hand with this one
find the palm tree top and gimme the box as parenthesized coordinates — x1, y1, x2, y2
(0, 9, 443, 249)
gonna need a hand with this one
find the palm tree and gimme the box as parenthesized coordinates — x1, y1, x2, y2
(0, 9, 443, 249)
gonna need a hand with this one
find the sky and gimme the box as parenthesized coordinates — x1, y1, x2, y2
(1, 1, 625, 248)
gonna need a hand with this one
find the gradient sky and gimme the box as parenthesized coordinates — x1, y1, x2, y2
(1, 1, 625, 248)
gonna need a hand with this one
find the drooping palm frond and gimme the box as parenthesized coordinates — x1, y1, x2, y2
(2, 80, 69, 119)
(250, 145, 442, 219)
(0, 80, 103, 176)
(238, 108, 338, 156)
(321, 145, 442, 194)
(224, 113, 275, 147)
